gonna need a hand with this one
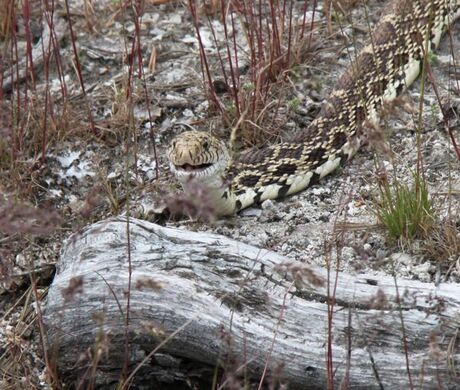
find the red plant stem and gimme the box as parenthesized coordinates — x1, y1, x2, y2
(422, 34, 460, 160)
(63, 0, 96, 133)
(125, 28, 137, 99)
(189, 0, 224, 115)
(41, 0, 63, 140)
(257, 281, 295, 390)
(299, 0, 309, 40)
(139, 61, 159, 177)
(221, 0, 240, 116)
(132, 6, 143, 179)
(121, 215, 133, 384)
(130, 2, 159, 179)
(256, 0, 264, 98)
(45, 0, 69, 102)
(39, 93, 48, 159)
(230, 7, 241, 115)
(240, 0, 259, 119)
(307, 0, 317, 49)
(325, 240, 341, 390)
(22, 0, 36, 90)
(393, 276, 414, 389)
(12, 6, 21, 156)
(207, 14, 229, 86)
(30, 275, 61, 388)
(39, 1, 59, 165)
(268, 0, 277, 76)
(22, 3, 30, 128)
(285, 0, 294, 73)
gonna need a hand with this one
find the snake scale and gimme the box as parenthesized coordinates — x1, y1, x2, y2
(168, 0, 460, 216)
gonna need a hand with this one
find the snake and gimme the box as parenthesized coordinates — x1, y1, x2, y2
(168, 0, 460, 216)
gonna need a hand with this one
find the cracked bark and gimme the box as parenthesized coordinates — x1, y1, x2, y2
(44, 216, 460, 389)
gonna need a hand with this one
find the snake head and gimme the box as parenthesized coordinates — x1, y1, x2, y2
(168, 131, 230, 183)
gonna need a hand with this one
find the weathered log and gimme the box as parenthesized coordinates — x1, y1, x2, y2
(44, 216, 460, 388)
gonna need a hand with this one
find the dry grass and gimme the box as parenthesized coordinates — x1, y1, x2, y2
(0, 0, 158, 387)
(189, 0, 322, 149)
(1, 0, 459, 388)
(422, 219, 460, 274)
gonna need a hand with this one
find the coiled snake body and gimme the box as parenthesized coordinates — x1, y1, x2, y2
(168, 0, 460, 216)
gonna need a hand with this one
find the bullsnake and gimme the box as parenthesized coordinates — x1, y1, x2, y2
(168, 0, 460, 216)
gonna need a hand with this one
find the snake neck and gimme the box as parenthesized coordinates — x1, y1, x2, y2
(174, 163, 238, 216)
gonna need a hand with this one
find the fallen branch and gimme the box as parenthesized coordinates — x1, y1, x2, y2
(44, 217, 460, 388)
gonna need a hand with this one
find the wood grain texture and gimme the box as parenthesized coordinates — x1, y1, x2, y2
(45, 217, 460, 388)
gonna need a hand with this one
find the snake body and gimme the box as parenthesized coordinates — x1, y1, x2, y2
(168, 0, 460, 216)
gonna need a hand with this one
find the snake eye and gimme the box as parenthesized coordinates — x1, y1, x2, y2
(202, 140, 209, 150)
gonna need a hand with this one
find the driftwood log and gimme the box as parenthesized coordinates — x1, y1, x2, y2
(44, 216, 460, 388)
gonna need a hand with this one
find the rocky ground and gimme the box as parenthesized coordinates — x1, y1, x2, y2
(1, 0, 459, 387)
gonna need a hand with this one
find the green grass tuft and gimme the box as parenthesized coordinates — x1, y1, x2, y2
(375, 172, 435, 240)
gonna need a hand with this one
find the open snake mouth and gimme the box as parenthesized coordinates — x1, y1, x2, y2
(175, 162, 213, 173)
